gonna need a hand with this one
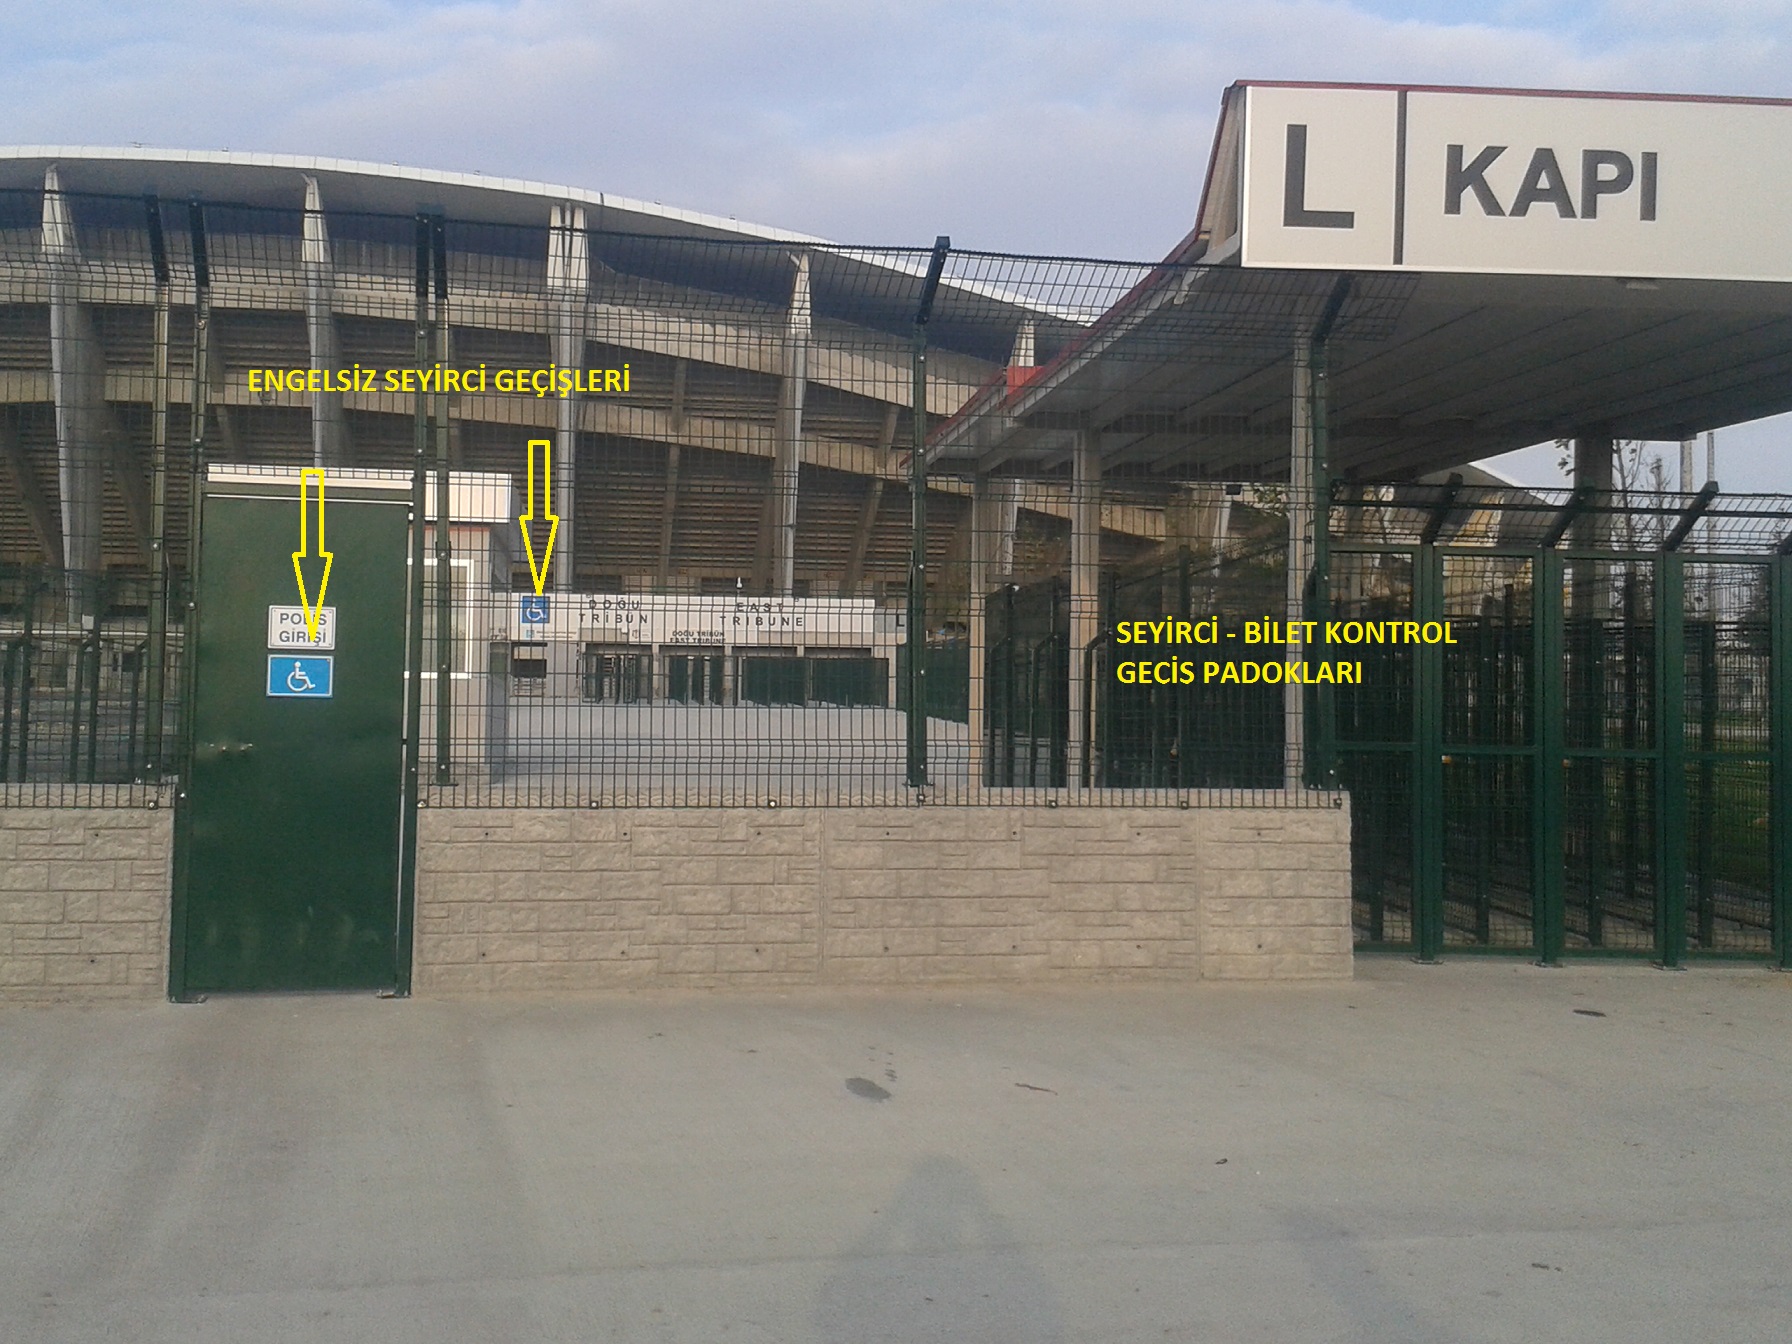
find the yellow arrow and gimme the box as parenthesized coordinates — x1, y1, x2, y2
(519, 438, 559, 597)
(291, 468, 333, 643)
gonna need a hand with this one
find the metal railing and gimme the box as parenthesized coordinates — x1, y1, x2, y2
(0, 566, 184, 802)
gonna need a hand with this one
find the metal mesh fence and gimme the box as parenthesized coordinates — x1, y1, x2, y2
(1441, 555, 1535, 950)
(1563, 559, 1659, 953)
(0, 567, 183, 801)
(1683, 562, 1773, 954)
(0, 175, 1789, 913)
(1334, 520, 1788, 962)
(1, 184, 1405, 808)
(1334, 548, 1415, 944)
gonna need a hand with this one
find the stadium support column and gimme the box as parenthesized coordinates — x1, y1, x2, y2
(1291, 279, 1348, 792)
(1068, 428, 1102, 789)
(1571, 435, 1614, 612)
(1705, 431, 1718, 556)
(1566, 433, 1614, 948)
(1170, 484, 1231, 563)
(995, 480, 1018, 575)
(0, 415, 56, 564)
(42, 167, 108, 600)
(840, 480, 883, 598)
(658, 359, 687, 588)
(840, 405, 898, 598)
(1286, 345, 1314, 790)
(547, 203, 589, 591)
(965, 476, 1017, 781)
(968, 475, 1000, 789)
(774, 252, 811, 597)
(1009, 319, 1036, 387)
(1575, 433, 1616, 501)
(302, 176, 348, 466)
(993, 325, 1027, 606)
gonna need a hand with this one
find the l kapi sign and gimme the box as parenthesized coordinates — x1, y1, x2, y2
(1229, 83, 1792, 282)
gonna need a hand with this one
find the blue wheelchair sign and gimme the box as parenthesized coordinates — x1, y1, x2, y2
(267, 655, 334, 698)
(521, 595, 551, 625)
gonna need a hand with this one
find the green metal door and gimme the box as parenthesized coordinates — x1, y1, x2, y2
(172, 475, 413, 995)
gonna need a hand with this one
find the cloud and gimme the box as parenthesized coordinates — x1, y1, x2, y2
(2, 0, 1789, 258)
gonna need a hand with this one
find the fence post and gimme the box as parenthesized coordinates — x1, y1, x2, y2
(126, 637, 144, 778)
(142, 195, 172, 781)
(395, 215, 432, 998)
(69, 616, 86, 781)
(166, 200, 211, 1000)
(906, 236, 949, 790)
(906, 329, 927, 786)
(1, 629, 15, 781)
(1656, 553, 1687, 967)
(1414, 543, 1445, 961)
(1694, 615, 1718, 949)
(177, 196, 212, 782)
(1306, 310, 1340, 789)
(15, 576, 38, 783)
(1772, 551, 1792, 970)
(84, 593, 103, 783)
(431, 217, 455, 787)
(1534, 548, 1566, 965)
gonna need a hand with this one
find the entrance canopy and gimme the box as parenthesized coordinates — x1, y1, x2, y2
(930, 82, 1792, 482)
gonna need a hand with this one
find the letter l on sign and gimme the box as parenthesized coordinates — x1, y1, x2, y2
(1283, 124, 1356, 229)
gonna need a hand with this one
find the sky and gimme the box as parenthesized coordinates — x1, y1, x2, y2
(3, 0, 1789, 489)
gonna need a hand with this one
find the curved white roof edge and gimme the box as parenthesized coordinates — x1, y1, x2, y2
(0, 144, 830, 246)
(0, 146, 1098, 331)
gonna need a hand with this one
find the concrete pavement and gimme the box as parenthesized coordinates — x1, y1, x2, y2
(3, 960, 1791, 1342)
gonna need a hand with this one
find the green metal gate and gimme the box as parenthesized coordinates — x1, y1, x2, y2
(1052, 483, 1792, 970)
(1340, 539, 1792, 968)
(170, 474, 414, 996)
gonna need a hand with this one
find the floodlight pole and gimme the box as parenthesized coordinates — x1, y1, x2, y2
(907, 236, 950, 790)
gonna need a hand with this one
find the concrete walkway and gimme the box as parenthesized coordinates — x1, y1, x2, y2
(3, 961, 1790, 1342)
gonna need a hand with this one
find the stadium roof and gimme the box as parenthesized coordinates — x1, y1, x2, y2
(0, 146, 825, 243)
(0, 147, 1097, 365)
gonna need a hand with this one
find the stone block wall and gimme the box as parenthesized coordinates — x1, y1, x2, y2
(0, 797, 173, 1001)
(1195, 809, 1358, 979)
(0, 798, 1351, 1000)
(413, 802, 1351, 991)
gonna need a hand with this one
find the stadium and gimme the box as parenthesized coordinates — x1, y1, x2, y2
(4, 79, 1792, 999)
